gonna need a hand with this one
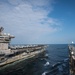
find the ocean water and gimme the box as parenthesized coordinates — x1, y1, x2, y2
(0, 44, 69, 75)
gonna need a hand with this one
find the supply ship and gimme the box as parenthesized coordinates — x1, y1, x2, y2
(69, 45, 75, 75)
(0, 27, 46, 67)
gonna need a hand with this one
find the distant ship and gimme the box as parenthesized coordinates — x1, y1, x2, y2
(0, 27, 46, 66)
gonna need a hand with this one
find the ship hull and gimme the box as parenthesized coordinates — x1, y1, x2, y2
(0, 49, 45, 67)
(0, 49, 45, 75)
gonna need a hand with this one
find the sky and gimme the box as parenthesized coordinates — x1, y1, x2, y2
(0, 0, 75, 44)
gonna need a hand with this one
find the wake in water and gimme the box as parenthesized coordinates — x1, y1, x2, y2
(42, 56, 69, 75)
(42, 71, 48, 75)
(44, 61, 50, 66)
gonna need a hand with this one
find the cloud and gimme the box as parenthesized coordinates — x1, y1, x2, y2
(0, 0, 61, 44)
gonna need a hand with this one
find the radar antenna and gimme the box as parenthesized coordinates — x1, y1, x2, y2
(0, 27, 4, 33)
(0, 27, 4, 35)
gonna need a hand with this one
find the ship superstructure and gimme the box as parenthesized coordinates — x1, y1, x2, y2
(0, 27, 14, 55)
(0, 27, 46, 66)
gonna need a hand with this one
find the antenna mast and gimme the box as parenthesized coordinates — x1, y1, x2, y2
(0, 27, 4, 35)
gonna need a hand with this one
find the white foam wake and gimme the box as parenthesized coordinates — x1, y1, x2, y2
(42, 71, 47, 75)
(44, 61, 50, 66)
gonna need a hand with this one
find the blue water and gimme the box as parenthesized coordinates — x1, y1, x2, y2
(0, 44, 69, 75)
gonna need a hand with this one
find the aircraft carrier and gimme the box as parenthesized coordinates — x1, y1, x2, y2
(0, 27, 46, 67)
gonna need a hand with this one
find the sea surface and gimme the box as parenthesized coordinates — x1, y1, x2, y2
(0, 44, 70, 75)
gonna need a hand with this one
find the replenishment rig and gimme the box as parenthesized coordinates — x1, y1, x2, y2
(0, 27, 46, 66)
